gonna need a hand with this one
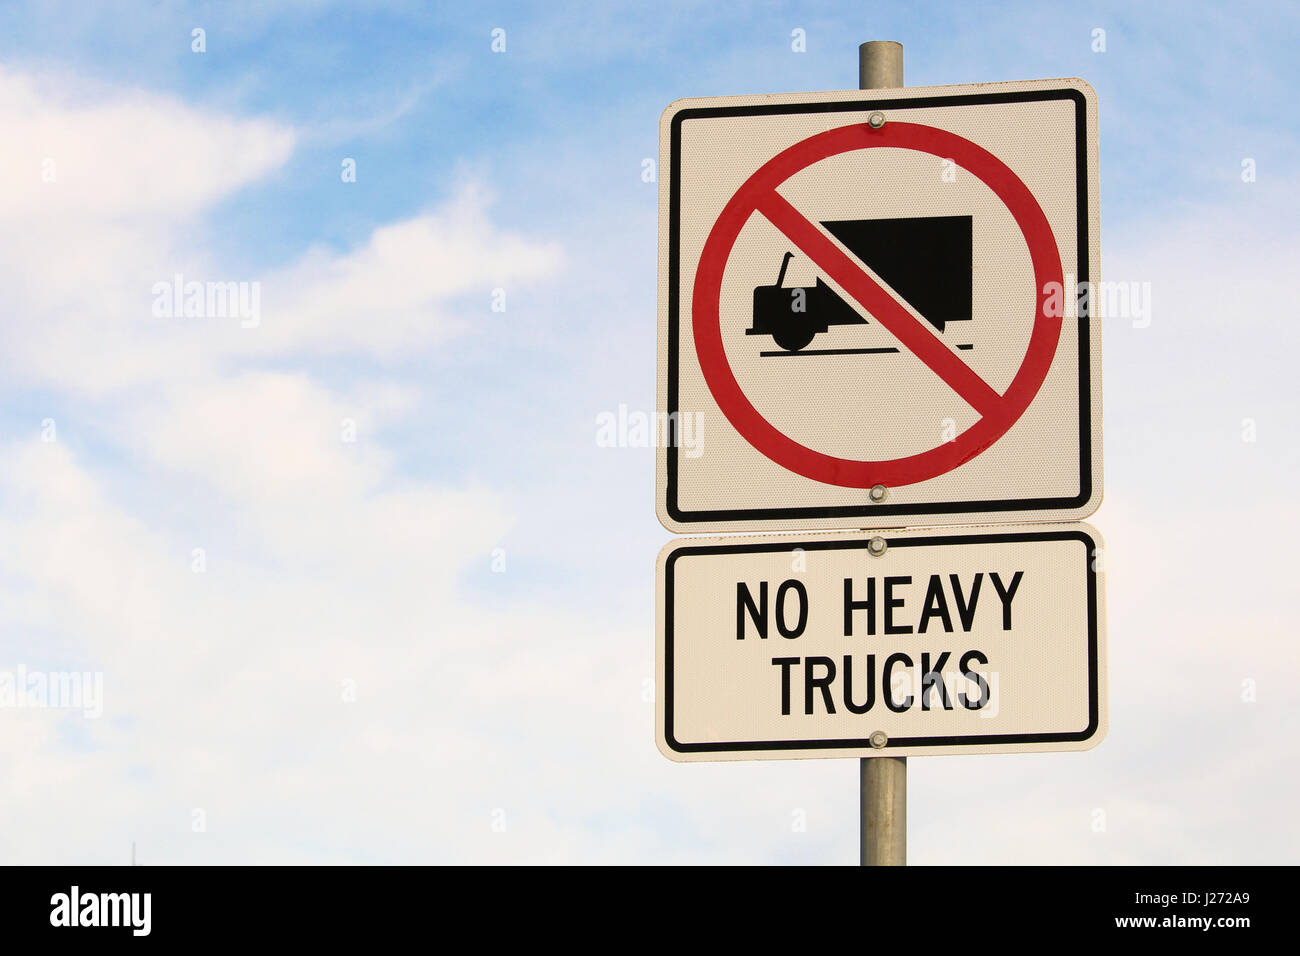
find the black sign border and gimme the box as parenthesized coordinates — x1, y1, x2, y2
(662, 528, 1101, 754)
(665, 88, 1093, 524)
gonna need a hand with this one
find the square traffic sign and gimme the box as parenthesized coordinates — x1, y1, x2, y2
(657, 79, 1101, 532)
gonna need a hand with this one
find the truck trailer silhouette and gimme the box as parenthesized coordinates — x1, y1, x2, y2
(747, 215, 973, 353)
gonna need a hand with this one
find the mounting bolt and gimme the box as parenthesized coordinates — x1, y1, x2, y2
(867, 111, 886, 129)
(869, 484, 888, 502)
(867, 536, 887, 556)
(869, 730, 888, 749)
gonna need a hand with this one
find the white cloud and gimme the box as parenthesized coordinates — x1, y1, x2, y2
(0, 68, 563, 393)
(0, 65, 595, 864)
(257, 185, 563, 356)
(0, 66, 294, 221)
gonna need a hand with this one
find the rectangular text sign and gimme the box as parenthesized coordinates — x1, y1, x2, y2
(657, 524, 1106, 760)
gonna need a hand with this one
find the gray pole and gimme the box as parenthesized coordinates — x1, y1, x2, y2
(858, 39, 907, 868)
(859, 40, 903, 90)
(860, 752, 906, 864)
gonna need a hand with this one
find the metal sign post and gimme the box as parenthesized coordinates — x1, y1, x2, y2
(859, 39, 906, 869)
(653, 36, 1106, 869)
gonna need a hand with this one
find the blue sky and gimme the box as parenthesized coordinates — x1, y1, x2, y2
(0, 0, 1296, 864)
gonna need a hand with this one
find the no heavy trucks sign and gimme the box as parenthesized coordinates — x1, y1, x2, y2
(656, 525, 1107, 760)
(657, 79, 1102, 532)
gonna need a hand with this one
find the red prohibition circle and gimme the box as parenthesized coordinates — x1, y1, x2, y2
(691, 120, 1065, 488)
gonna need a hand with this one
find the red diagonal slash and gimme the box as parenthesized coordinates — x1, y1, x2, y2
(688, 119, 1064, 489)
(753, 188, 1004, 419)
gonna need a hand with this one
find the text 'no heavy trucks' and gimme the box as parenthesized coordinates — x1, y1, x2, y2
(737, 569, 1023, 716)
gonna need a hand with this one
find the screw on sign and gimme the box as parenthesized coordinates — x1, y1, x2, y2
(656, 80, 1102, 533)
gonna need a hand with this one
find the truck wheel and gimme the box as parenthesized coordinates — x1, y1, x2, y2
(772, 326, 816, 352)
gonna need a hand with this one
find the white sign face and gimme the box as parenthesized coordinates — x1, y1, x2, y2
(656, 524, 1106, 761)
(657, 79, 1102, 532)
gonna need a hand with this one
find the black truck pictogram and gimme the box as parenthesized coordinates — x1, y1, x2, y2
(746, 215, 974, 353)
(747, 251, 866, 352)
